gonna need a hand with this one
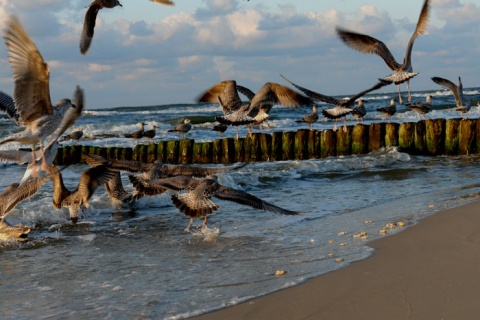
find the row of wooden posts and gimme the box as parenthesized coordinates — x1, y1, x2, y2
(54, 118, 480, 165)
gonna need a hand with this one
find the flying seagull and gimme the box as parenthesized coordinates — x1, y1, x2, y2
(0, 16, 77, 175)
(335, 0, 430, 104)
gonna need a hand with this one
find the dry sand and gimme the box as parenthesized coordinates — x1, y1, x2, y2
(193, 201, 480, 320)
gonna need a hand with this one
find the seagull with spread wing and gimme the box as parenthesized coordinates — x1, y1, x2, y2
(335, 0, 430, 104)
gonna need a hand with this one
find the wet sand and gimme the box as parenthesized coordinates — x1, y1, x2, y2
(193, 201, 480, 319)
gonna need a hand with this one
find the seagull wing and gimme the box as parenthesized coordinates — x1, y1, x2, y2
(280, 75, 340, 105)
(149, 0, 175, 5)
(214, 185, 299, 215)
(80, 2, 101, 55)
(249, 82, 312, 110)
(2, 175, 50, 216)
(4, 16, 53, 125)
(0, 91, 19, 123)
(335, 27, 402, 71)
(196, 80, 243, 113)
(432, 76, 462, 107)
(45, 86, 84, 149)
(404, 0, 430, 70)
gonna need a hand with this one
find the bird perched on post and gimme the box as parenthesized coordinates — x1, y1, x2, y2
(67, 129, 84, 145)
(124, 122, 145, 143)
(168, 119, 191, 139)
(143, 125, 157, 143)
(406, 95, 432, 119)
(377, 99, 397, 121)
(351, 100, 367, 123)
(295, 105, 318, 130)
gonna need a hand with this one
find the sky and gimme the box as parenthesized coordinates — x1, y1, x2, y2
(0, 0, 478, 109)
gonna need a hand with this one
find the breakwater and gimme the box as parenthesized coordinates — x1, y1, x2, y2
(54, 118, 479, 165)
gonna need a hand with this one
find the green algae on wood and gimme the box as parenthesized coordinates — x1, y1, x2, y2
(425, 119, 445, 156)
(445, 119, 460, 155)
(351, 124, 368, 155)
(459, 119, 476, 155)
(320, 130, 335, 158)
(398, 122, 415, 153)
(282, 132, 295, 161)
(295, 129, 309, 160)
(336, 126, 352, 156)
(368, 123, 385, 152)
(385, 123, 399, 147)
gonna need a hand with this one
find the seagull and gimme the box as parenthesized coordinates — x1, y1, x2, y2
(83, 154, 246, 179)
(295, 105, 318, 130)
(431, 76, 470, 119)
(0, 176, 51, 242)
(84, 154, 246, 202)
(406, 95, 432, 119)
(282, 74, 390, 131)
(0, 16, 78, 175)
(50, 164, 116, 223)
(197, 80, 243, 114)
(236, 83, 312, 131)
(143, 125, 157, 143)
(215, 102, 255, 140)
(124, 122, 145, 143)
(335, 0, 430, 104)
(200, 81, 311, 139)
(66, 129, 84, 145)
(128, 175, 299, 231)
(80, 0, 175, 55)
(351, 100, 367, 123)
(105, 171, 137, 207)
(377, 98, 397, 121)
(168, 119, 191, 139)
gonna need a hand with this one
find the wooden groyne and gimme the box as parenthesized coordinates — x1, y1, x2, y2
(54, 119, 480, 165)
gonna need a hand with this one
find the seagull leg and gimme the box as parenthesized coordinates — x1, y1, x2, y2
(184, 218, 193, 233)
(333, 120, 337, 132)
(202, 216, 208, 230)
(397, 85, 403, 105)
(235, 127, 239, 141)
(343, 117, 347, 132)
(247, 126, 253, 138)
(30, 146, 40, 178)
(407, 81, 412, 104)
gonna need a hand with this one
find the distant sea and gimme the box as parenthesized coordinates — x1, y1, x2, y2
(1, 87, 480, 319)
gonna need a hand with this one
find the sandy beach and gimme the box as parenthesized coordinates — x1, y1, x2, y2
(194, 200, 480, 320)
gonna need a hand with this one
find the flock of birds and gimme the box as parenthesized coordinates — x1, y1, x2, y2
(0, 0, 474, 242)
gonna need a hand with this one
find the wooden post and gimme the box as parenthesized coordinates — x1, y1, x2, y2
(222, 138, 235, 163)
(157, 141, 167, 162)
(320, 129, 335, 158)
(147, 143, 158, 163)
(282, 132, 295, 160)
(425, 119, 445, 156)
(459, 119, 476, 155)
(212, 139, 223, 164)
(307, 130, 320, 159)
(414, 121, 427, 155)
(166, 140, 179, 163)
(234, 138, 245, 163)
(398, 122, 415, 154)
(445, 119, 460, 155)
(385, 123, 399, 148)
(260, 134, 272, 162)
(179, 139, 194, 164)
(336, 126, 352, 156)
(352, 124, 368, 155)
(271, 132, 283, 161)
(368, 123, 385, 152)
(295, 129, 309, 160)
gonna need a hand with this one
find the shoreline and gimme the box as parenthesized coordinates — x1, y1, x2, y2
(193, 200, 480, 319)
